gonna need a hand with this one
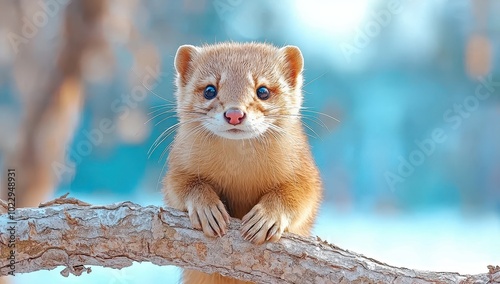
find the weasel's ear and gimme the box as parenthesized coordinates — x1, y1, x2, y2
(280, 45, 304, 87)
(175, 45, 199, 86)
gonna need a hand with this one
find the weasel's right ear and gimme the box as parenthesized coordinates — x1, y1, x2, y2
(175, 45, 199, 86)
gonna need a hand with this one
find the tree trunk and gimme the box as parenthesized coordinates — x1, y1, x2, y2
(0, 195, 498, 284)
(0, 0, 108, 207)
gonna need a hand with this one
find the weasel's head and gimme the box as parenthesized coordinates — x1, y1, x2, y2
(174, 42, 304, 140)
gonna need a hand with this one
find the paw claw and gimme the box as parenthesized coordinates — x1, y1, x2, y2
(241, 204, 288, 244)
(266, 224, 276, 241)
(187, 199, 230, 238)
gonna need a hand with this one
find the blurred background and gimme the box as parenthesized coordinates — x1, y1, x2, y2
(0, 0, 499, 283)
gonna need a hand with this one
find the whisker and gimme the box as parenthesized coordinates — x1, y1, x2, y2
(266, 123, 302, 144)
(185, 124, 211, 169)
(154, 114, 179, 126)
(145, 110, 177, 125)
(160, 124, 206, 163)
(300, 115, 330, 131)
(130, 68, 175, 103)
(287, 113, 330, 131)
(155, 157, 169, 193)
(262, 105, 285, 114)
(148, 119, 200, 158)
(301, 121, 322, 141)
(266, 107, 338, 133)
(150, 103, 176, 109)
(162, 125, 202, 161)
(153, 125, 206, 189)
(303, 72, 328, 88)
(148, 106, 176, 115)
(149, 124, 180, 158)
(300, 109, 340, 123)
(178, 105, 210, 112)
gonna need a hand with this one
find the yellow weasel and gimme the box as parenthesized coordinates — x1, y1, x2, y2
(163, 42, 322, 284)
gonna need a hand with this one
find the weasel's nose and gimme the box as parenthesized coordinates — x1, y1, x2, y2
(224, 108, 246, 125)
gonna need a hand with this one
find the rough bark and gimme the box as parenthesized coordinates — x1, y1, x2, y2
(0, 196, 498, 284)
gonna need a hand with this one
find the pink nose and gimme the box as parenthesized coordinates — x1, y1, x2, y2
(224, 108, 246, 125)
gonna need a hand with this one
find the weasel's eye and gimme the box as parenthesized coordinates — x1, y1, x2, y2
(256, 86, 270, 100)
(204, 85, 217, 100)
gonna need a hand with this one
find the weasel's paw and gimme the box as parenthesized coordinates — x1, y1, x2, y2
(241, 204, 289, 244)
(186, 198, 230, 238)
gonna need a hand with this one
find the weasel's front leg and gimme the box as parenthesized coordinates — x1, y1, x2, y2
(240, 182, 320, 244)
(164, 174, 230, 238)
(186, 184, 230, 237)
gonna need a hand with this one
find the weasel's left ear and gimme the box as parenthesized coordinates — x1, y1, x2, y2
(280, 45, 304, 87)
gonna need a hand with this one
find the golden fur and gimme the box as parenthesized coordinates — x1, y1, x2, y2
(162, 42, 322, 284)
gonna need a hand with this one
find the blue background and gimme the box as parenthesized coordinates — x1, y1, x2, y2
(0, 0, 499, 283)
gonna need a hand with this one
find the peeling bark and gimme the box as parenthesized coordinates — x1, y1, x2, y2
(0, 197, 498, 284)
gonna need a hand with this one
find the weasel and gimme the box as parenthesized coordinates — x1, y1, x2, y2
(162, 42, 322, 284)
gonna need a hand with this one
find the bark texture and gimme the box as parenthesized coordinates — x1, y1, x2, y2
(0, 196, 499, 284)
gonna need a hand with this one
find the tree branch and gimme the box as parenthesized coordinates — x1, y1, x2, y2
(0, 197, 498, 283)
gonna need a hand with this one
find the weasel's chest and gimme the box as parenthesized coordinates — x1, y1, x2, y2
(187, 140, 277, 185)
(173, 136, 297, 217)
(196, 145, 281, 217)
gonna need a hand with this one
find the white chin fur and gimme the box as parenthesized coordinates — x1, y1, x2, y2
(214, 130, 262, 140)
(203, 121, 269, 140)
